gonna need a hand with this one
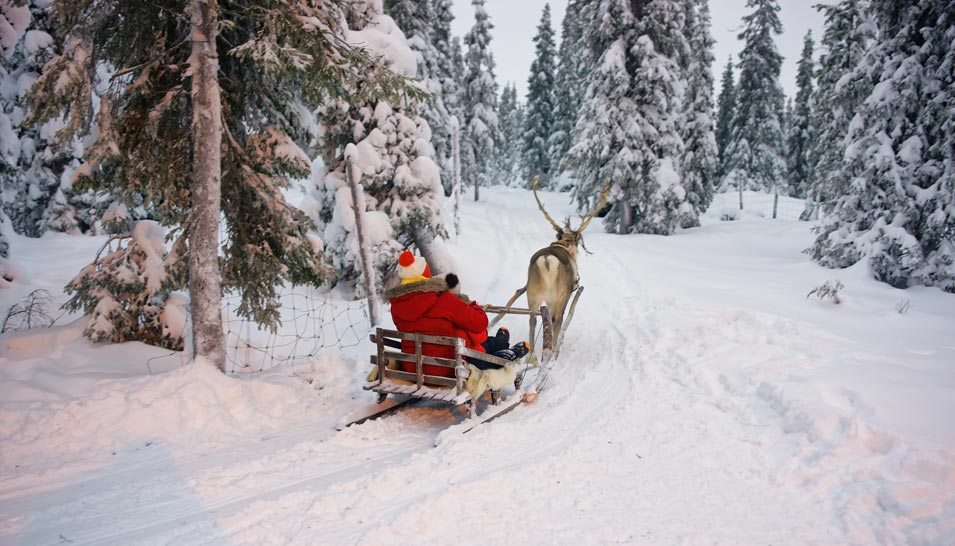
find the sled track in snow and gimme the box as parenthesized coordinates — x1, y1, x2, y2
(13, 424, 433, 546)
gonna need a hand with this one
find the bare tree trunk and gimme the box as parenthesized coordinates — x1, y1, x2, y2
(772, 185, 779, 219)
(188, 0, 225, 371)
(345, 147, 381, 327)
(451, 116, 461, 237)
(474, 174, 480, 202)
(413, 224, 441, 276)
(619, 201, 633, 234)
(738, 179, 744, 210)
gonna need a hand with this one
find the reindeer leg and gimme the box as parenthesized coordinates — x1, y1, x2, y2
(527, 310, 538, 366)
(551, 297, 569, 356)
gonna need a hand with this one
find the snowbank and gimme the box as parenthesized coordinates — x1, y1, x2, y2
(0, 321, 351, 472)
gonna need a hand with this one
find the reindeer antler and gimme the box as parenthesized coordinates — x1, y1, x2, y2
(532, 177, 564, 234)
(576, 182, 612, 233)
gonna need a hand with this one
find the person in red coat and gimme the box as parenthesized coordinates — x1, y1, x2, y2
(384, 251, 489, 377)
(384, 251, 529, 378)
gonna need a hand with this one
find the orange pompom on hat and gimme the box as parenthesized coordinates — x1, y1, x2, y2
(397, 250, 431, 281)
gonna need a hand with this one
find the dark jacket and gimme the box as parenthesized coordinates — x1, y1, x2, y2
(384, 275, 488, 377)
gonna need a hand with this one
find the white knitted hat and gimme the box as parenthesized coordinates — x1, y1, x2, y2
(397, 250, 430, 280)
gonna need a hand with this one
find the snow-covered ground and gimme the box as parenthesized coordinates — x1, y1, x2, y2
(1, 187, 953, 545)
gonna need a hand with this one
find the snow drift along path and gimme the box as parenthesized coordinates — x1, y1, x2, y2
(1, 188, 953, 545)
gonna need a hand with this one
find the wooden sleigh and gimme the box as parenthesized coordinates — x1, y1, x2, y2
(336, 305, 555, 440)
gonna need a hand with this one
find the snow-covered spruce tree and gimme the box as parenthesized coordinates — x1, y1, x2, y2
(496, 82, 524, 186)
(721, 0, 786, 196)
(549, 0, 591, 181)
(521, 3, 556, 187)
(0, 210, 16, 287)
(809, 0, 955, 292)
(677, 0, 718, 226)
(805, 0, 875, 218)
(462, 0, 502, 199)
(0, 0, 93, 237)
(450, 35, 465, 109)
(63, 221, 188, 350)
(786, 31, 814, 198)
(385, 0, 453, 196)
(313, 1, 444, 295)
(27, 0, 414, 362)
(431, 0, 463, 122)
(567, 0, 688, 235)
(714, 56, 736, 179)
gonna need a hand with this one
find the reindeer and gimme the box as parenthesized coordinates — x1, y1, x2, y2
(495, 179, 610, 359)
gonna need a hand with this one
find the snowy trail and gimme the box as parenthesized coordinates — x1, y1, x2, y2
(2, 188, 953, 545)
(9, 420, 434, 546)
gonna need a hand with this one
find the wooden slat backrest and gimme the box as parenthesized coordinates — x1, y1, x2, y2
(382, 369, 457, 388)
(371, 328, 482, 396)
(414, 333, 424, 388)
(376, 328, 386, 386)
(372, 352, 458, 368)
(376, 329, 461, 346)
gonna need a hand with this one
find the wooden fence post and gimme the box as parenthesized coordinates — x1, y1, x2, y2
(344, 147, 381, 327)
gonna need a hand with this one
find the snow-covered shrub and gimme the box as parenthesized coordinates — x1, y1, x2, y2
(720, 208, 739, 222)
(0, 210, 19, 287)
(807, 280, 844, 305)
(1, 289, 54, 332)
(63, 221, 187, 350)
(99, 201, 132, 235)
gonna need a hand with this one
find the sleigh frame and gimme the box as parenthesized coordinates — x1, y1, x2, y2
(357, 305, 553, 425)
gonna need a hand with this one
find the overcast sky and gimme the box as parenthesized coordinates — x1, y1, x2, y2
(449, 0, 826, 102)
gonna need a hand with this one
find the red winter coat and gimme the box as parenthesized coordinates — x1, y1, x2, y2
(385, 275, 488, 377)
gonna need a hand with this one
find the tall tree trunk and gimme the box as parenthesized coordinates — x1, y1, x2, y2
(188, 0, 226, 371)
(619, 201, 633, 234)
(451, 116, 461, 237)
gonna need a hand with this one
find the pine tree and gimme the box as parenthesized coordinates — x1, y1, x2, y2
(782, 96, 793, 169)
(786, 31, 814, 198)
(26, 0, 416, 357)
(63, 221, 188, 350)
(721, 0, 786, 195)
(568, 0, 688, 235)
(809, 0, 955, 292)
(432, 0, 462, 192)
(313, 1, 445, 294)
(0, 0, 92, 237)
(450, 35, 466, 114)
(496, 83, 524, 185)
(678, 0, 718, 226)
(0, 210, 14, 287)
(805, 0, 874, 217)
(385, 0, 452, 197)
(715, 57, 736, 178)
(521, 3, 557, 187)
(462, 0, 501, 200)
(549, 0, 589, 181)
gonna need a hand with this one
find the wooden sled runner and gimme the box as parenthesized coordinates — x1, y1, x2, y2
(338, 306, 554, 443)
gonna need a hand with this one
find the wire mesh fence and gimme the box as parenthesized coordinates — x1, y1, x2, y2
(220, 289, 372, 374)
(709, 191, 808, 222)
